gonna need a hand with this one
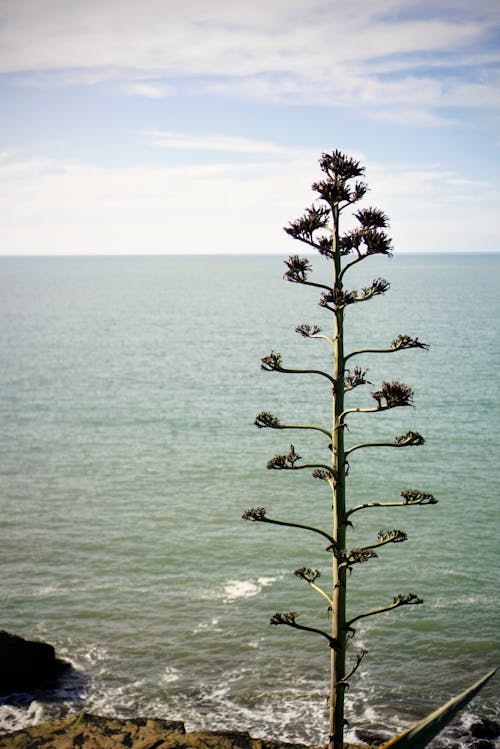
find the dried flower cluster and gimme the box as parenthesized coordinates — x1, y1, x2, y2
(345, 366, 370, 390)
(312, 468, 333, 481)
(394, 431, 425, 446)
(261, 351, 283, 371)
(372, 381, 414, 408)
(296, 324, 321, 338)
(242, 507, 267, 521)
(394, 593, 424, 606)
(377, 529, 408, 544)
(340, 548, 378, 567)
(283, 255, 313, 284)
(267, 445, 301, 470)
(294, 567, 321, 583)
(254, 411, 281, 429)
(401, 489, 437, 505)
(391, 335, 430, 351)
(270, 611, 298, 626)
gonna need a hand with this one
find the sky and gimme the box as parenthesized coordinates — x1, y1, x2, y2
(0, 0, 499, 255)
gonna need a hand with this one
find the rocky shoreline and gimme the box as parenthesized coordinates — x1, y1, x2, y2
(0, 712, 329, 749)
(1, 632, 498, 749)
(1, 712, 499, 749)
(0, 631, 346, 749)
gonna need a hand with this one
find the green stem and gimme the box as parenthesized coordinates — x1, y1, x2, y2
(300, 279, 334, 292)
(313, 333, 335, 346)
(356, 536, 405, 553)
(339, 403, 410, 425)
(336, 649, 367, 687)
(293, 463, 335, 479)
(274, 365, 336, 387)
(282, 619, 340, 650)
(330, 204, 347, 749)
(344, 346, 402, 363)
(347, 501, 417, 518)
(259, 515, 335, 546)
(338, 254, 366, 282)
(346, 599, 404, 629)
(279, 422, 332, 438)
(345, 441, 405, 456)
(310, 581, 334, 607)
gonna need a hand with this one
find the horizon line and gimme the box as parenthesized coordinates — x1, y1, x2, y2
(0, 249, 499, 259)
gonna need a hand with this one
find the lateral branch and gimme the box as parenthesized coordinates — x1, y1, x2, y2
(347, 489, 437, 518)
(254, 411, 331, 439)
(242, 507, 335, 547)
(270, 611, 340, 651)
(345, 335, 429, 363)
(346, 593, 423, 629)
(261, 351, 336, 388)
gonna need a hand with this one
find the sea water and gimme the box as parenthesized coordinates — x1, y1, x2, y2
(0, 253, 498, 745)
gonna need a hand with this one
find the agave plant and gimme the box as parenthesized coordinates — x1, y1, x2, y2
(243, 150, 495, 749)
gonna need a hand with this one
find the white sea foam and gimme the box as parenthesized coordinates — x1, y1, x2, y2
(33, 584, 62, 597)
(223, 580, 259, 601)
(161, 667, 181, 684)
(432, 594, 498, 608)
(222, 576, 277, 602)
(192, 617, 221, 634)
(247, 638, 263, 648)
(0, 701, 47, 732)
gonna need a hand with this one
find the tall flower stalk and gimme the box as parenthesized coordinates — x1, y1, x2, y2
(243, 150, 495, 749)
(244, 151, 432, 749)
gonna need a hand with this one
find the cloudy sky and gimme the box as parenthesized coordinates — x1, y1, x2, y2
(1, 0, 499, 254)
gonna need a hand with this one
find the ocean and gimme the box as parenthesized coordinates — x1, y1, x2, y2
(0, 253, 498, 746)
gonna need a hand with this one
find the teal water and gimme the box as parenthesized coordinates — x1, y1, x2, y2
(0, 253, 498, 745)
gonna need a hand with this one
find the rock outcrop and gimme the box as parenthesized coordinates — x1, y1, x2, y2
(469, 718, 500, 741)
(0, 712, 321, 749)
(0, 630, 70, 696)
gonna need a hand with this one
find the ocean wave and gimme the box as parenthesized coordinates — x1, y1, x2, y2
(431, 594, 498, 608)
(222, 576, 279, 602)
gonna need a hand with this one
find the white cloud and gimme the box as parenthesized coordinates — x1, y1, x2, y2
(0, 149, 314, 253)
(1, 3, 498, 256)
(0, 0, 487, 74)
(143, 131, 290, 154)
(1, 146, 498, 254)
(120, 81, 175, 98)
(366, 160, 500, 250)
(0, 0, 498, 121)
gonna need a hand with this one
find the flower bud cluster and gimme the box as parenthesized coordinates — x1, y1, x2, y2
(372, 381, 414, 408)
(391, 335, 429, 351)
(378, 529, 408, 543)
(401, 489, 437, 505)
(267, 444, 301, 470)
(394, 593, 423, 606)
(254, 411, 281, 429)
(394, 431, 425, 446)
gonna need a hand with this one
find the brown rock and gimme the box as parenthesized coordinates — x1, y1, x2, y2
(0, 713, 320, 749)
